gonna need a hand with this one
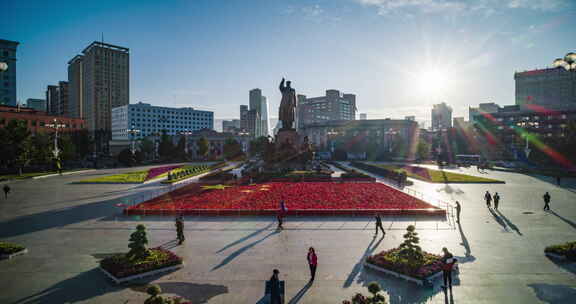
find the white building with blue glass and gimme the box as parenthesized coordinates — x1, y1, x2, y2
(112, 102, 214, 140)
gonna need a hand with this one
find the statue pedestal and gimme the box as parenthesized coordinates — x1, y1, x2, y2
(275, 129, 300, 151)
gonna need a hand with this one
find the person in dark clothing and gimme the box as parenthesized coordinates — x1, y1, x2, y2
(455, 201, 461, 223)
(374, 214, 385, 236)
(270, 269, 282, 304)
(307, 247, 318, 282)
(543, 192, 551, 211)
(175, 215, 185, 244)
(493, 193, 500, 210)
(3, 184, 10, 199)
(277, 213, 284, 230)
(484, 191, 492, 208)
(441, 247, 456, 291)
(556, 176, 561, 186)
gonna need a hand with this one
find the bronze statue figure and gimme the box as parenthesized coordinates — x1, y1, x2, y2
(279, 78, 297, 130)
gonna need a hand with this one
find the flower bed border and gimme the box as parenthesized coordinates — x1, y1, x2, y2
(0, 248, 28, 259)
(363, 257, 444, 286)
(124, 208, 445, 216)
(99, 263, 184, 284)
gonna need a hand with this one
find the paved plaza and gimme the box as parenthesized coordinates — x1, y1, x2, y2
(1, 164, 576, 303)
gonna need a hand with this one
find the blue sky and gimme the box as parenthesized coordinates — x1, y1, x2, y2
(2, 0, 576, 128)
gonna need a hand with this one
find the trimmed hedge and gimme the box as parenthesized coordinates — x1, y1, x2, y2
(350, 162, 407, 185)
(545, 241, 576, 261)
(0, 242, 26, 255)
(100, 247, 183, 279)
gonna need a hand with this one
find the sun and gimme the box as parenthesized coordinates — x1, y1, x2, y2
(416, 68, 451, 98)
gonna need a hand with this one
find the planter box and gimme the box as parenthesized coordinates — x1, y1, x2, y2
(364, 258, 458, 287)
(0, 248, 28, 259)
(545, 252, 568, 260)
(99, 263, 183, 284)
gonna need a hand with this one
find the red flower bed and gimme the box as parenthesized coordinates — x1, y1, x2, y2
(128, 182, 440, 212)
(366, 248, 445, 279)
(100, 247, 182, 278)
(145, 165, 182, 181)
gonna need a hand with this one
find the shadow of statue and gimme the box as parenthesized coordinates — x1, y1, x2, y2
(488, 208, 509, 232)
(342, 234, 385, 288)
(494, 209, 522, 236)
(548, 210, 576, 230)
(211, 230, 279, 271)
(216, 223, 274, 253)
(528, 283, 576, 304)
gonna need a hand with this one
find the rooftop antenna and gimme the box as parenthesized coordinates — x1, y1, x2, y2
(101, 32, 104, 44)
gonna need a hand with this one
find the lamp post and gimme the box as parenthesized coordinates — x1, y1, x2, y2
(180, 130, 194, 157)
(46, 119, 66, 172)
(0, 62, 7, 72)
(127, 126, 141, 156)
(553, 52, 576, 103)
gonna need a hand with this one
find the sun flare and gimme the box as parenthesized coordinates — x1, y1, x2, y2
(416, 68, 451, 98)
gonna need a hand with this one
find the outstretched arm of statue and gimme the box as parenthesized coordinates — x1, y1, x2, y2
(279, 78, 285, 92)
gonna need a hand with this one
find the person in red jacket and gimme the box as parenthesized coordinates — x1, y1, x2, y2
(307, 247, 318, 282)
(441, 247, 456, 291)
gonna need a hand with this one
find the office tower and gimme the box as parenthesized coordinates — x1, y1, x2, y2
(68, 55, 84, 118)
(260, 95, 269, 136)
(240, 105, 249, 133)
(297, 90, 357, 129)
(26, 98, 46, 112)
(223, 119, 241, 133)
(469, 102, 500, 123)
(0, 39, 19, 106)
(246, 109, 260, 138)
(46, 85, 59, 114)
(111, 102, 213, 140)
(515, 67, 576, 106)
(45, 82, 69, 116)
(249, 88, 264, 137)
(431, 102, 452, 130)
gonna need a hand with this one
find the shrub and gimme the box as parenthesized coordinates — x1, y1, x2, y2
(398, 225, 423, 267)
(127, 224, 150, 260)
(0, 242, 25, 255)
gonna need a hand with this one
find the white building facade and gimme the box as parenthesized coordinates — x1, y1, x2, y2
(112, 102, 214, 140)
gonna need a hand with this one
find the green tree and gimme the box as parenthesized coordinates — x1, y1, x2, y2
(176, 135, 187, 160)
(71, 129, 92, 159)
(0, 119, 32, 174)
(158, 131, 174, 160)
(223, 138, 243, 159)
(127, 224, 150, 260)
(139, 138, 155, 160)
(59, 134, 77, 161)
(118, 148, 134, 166)
(416, 141, 430, 161)
(197, 136, 209, 160)
(31, 132, 52, 167)
(398, 225, 423, 266)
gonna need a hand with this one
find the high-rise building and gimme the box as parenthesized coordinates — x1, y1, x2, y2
(515, 67, 576, 106)
(26, 98, 46, 112)
(245, 109, 260, 138)
(45, 81, 69, 116)
(469, 102, 500, 123)
(431, 102, 452, 130)
(297, 90, 357, 129)
(240, 105, 249, 133)
(76, 41, 129, 152)
(0, 39, 19, 106)
(46, 85, 59, 114)
(111, 102, 213, 140)
(260, 95, 269, 137)
(68, 55, 84, 118)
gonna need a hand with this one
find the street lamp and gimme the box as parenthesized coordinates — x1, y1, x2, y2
(180, 130, 194, 156)
(553, 52, 576, 102)
(46, 119, 66, 172)
(0, 62, 7, 72)
(127, 126, 141, 156)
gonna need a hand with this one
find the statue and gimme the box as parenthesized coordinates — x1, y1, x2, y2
(279, 78, 297, 130)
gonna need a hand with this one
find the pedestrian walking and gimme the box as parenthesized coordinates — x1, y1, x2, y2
(277, 213, 284, 230)
(484, 191, 492, 208)
(556, 176, 561, 186)
(175, 215, 185, 244)
(493, 192, 500, 210)
(307, 247, 318, 282)
(269, 269, 282, 304)
(374, 214, 385, 236)
(3, 184, 10, 199)
(441, 247, 456, 291)
(455, 201, 461, 223)
(543, 192, 551, 211)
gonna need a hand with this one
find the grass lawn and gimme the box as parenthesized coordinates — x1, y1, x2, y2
(376, 164, 504, 183)
(77, 170, 149, 184)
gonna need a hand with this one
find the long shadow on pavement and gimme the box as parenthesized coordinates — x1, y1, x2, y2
(130, 281, 228, 304)
(343, 234, 385, 288)
(211, 230, 280, 271)
(548, 210, 576, 230)
(494, 209, 523, 236)
(455, 223, 476, 264)
(216, 223, 274, 253)
(488, 208, 509, 232)
(288, 281, 312, 304)
(528, 283, 576, 304)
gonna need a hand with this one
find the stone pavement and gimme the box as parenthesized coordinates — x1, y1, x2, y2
(1, 163, 576, 303)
